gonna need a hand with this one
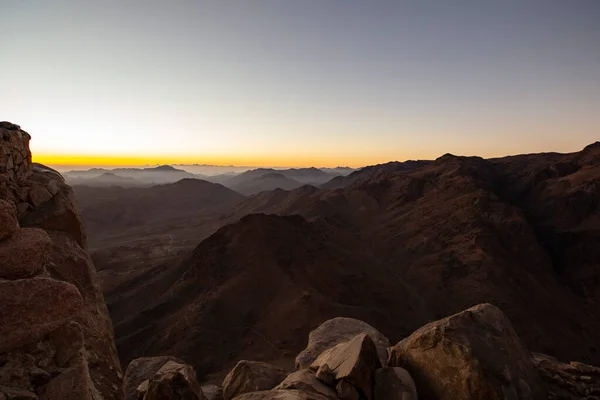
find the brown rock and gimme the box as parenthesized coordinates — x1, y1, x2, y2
(28, 185, 53, 207)
(42, 231, 121, 399)
(373, 367, 417, 400)
(0, 228, 51, 279)
(137, 360, 205, 400)
(0, 385, 37, 400)
(388, 303, 546, 400)
(49, 321, 85, 367)
(20, 165, 86, 248)
(0, 277, 84, 352)
(335, 380, 359, 400)
(533, 353, 600, 399)
(222, 361, 287, 400)
(39, 353, 98, 400)
(233, 390, 333, 400)
(275, 370, 337, 399)
(0, 199, 18, 240)
(310, 334, 381, 400)
(296, 317, 390, 369)
(200, 385, 223, 400)
(124, 356, 186, 400)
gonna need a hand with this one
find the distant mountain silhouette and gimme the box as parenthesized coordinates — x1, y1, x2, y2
(64, 165, 206, 186)
(74, 178, 243, 244)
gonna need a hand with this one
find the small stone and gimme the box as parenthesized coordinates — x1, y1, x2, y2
(0, 385, 37, 399)
(17, 202, 30, 214)
(30, 366, 52, 386)
(28, 185, 53, 207)
(47, 180, 60, 196)
(49, 321, 85, 367)
(336, 380, 360, 400)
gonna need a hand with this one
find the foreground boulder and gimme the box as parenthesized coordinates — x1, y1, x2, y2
(374, 367, 417, 400)
(310, 333, 381, 400)
(124, 356, 186, 400)
(533, 353, 600, 399)
(222, 361, 287, 400)
(296, 317, 390, 369)
(275, 369, 337, 399)
(137, 360, 206, 400)
(388, 303, 546, 400)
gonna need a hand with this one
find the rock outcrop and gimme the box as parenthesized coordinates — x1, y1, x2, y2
(388, 303, 546, 400)
(222, 361, 287, 400)
(0, 122, 122, 399)
(296, 318, 390, 370)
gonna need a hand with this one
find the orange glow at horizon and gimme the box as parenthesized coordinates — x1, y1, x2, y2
(32, 153, 388, 169)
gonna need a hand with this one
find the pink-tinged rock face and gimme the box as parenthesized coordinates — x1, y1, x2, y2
(0, 277, 84, 353)
(0, 228, 51, 279)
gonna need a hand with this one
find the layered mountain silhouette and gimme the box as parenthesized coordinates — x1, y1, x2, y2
(87, 142, 600, 384)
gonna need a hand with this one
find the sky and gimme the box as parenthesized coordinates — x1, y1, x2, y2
(1, 1, 599, 168)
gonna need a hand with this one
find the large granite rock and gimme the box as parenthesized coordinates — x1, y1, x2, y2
(0, 227, 51, 279)
(222, 361, 287, 400)
(388, 303, 546, 400)
(137, 360, 206, 400)
(124, 356, 186, 400)
(0, 277, 84, 353)
(310, 333, 381, 400)
(296, 317, 390, 369)
(374, 367, 417, 400)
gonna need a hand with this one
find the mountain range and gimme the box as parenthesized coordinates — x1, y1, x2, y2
(75, 141, 600, 384)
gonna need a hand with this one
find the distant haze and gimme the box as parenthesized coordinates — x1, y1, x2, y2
(2, 1, 599, 168)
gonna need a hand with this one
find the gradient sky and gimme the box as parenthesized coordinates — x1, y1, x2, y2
(1, 1, 599, 168)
